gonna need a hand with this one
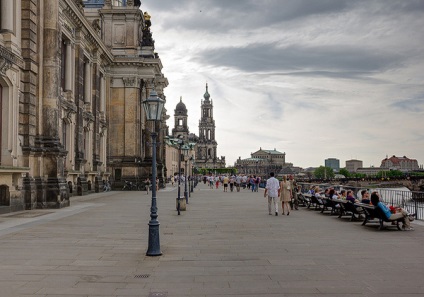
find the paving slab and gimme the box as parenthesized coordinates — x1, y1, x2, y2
(0, 183, 423, 296)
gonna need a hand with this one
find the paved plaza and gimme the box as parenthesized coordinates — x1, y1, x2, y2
(0, 182, 423, 297)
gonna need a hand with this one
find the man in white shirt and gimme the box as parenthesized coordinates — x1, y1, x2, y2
(264, 172, 281, 216)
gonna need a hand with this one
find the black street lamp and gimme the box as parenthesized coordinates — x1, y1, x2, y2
(142, 89, 165, 257)
(176, 138, 184, 215)
(190, 156, 194, 193)
(182, 145, 189, 204)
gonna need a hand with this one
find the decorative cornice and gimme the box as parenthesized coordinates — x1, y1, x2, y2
(0, 45, 24, 74)
(123, 77, 137, 87)
(61, 0, 114, 63)
(60, 97, 78, 113)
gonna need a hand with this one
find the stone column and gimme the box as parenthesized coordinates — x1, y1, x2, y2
(84, 60, 91, 104)
(100, 75, 105, 113)
(0, 1, 14, 33)
(71, 43, 76, 95)
(39, 0, 69, 208)
(42, 0, 60, 139)
(65, 41, 72, 91)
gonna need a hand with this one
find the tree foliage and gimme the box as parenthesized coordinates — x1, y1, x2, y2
(338, 168, 350, 178)
(376, 170, 404, 178)
(313, 166, 335, 179)
(197, 168, 237, 175)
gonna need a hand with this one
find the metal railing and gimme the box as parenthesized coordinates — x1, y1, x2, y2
(299, 183, 424, 220)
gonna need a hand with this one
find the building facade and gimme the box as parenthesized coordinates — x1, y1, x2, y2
(164, 137, 195, 178)
(0, 0, 168, 212)
(234, 148, 290, 176)
(325, 158, 340, 171)
(356, 167, 388, 177)
(196, 83, 225, 169)
(172, 97, 189, 141)
(381, 155, 419, 172)
(345, 159, 363, 173)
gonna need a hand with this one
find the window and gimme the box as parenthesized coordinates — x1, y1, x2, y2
(62, 120, 67, 151)
(113, 0, 126, 6)
(61, 39, 67, 91)
(115, 169, 122, 181)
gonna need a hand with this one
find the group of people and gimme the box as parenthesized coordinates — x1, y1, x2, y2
(264, 173, 299, 216)
(143, 177, 159, 194)
(202, 174, 266, 193)
(306, 185, 415, 231)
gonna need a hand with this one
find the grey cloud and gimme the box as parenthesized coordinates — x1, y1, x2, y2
(145, 0, 356, 31)
(269, 71, 390, 83)
(390, 98, 424, 112)
(145, 0, 423, 32)
(193, 43, 403, 76)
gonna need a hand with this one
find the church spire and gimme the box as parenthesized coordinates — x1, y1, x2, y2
(203, 83, 210, 101)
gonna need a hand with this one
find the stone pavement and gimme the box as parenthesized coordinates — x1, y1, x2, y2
(0, 182, 423, 297)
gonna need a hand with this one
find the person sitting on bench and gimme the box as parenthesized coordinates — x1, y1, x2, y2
(360, 190, 371, 204)
(370, 192, 414, 231)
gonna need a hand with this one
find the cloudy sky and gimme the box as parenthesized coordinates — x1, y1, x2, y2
(143, 0, 424, 169)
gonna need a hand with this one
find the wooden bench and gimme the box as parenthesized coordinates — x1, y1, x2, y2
(320, 197, 336, 214)
(300, 193, 312, 209)
(358, 204, 403, 230)
(310, 195, 325, 211)
(338, 201, 364, 221)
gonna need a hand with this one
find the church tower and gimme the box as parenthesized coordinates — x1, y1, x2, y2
(197, 84, 225, 169)
(172, 97, 189, 141)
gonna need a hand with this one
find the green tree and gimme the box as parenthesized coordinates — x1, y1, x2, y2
(314, 166, 335, 179)
(376, 170, 404, 178)
(338, 168, 350, 178)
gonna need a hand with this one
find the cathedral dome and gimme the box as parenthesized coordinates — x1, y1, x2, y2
(175, 96, 187, 115)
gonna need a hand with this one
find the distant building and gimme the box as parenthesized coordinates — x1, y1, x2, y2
(381, 155, 419, 172)
(325, 158, 340, 171)
(356, 167, 388, 177)
(346, 159, 363, 173)
(164, 136, 195, 177)
(234, 148, 292, 176)
(172, 97, 190, 141)
(196, 84, 226, 169)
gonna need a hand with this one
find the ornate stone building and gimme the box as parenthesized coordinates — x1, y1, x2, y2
(0, 0, 168, 213)
(172, 97, 190, 141)
(380, 155, 419, 172)
(234, 148, 290, 176)
(196, 84, 225, 169)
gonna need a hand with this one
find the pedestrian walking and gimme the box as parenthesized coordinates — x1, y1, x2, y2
(264, 172, 280, 216)
(145, 178, 151, 194)
(235, 175, 241, 192)
(280, 175, 292, 215)
(229, 176, 235, 192)
(289, 175, 299, 210)
(223, 175, 229, 192)
(215, 175, 220, 189)
(255, 176, 260, 192)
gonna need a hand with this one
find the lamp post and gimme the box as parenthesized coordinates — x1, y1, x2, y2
(142, 89, 165, 257)
(182, 145, 189, 204)
(190, 157, 194, 193)
(176, 138, 183, 215)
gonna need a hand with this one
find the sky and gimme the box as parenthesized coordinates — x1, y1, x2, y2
(142, 0, 424, 169)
